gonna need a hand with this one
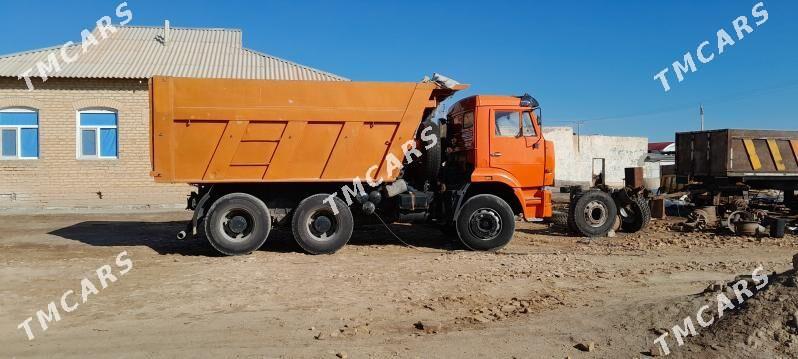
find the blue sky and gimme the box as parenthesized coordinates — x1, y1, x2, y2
(1, 0, 795, 141)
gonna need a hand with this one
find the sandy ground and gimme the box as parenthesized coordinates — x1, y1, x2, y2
(1, 211, 796, 358)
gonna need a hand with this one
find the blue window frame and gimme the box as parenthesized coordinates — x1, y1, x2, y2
(78, 109, 117, 159)
(0, 108, 39, 159)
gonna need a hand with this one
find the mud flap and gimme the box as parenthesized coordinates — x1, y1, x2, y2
(184, 186, 214, 238)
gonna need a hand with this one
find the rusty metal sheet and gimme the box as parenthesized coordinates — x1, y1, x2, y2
(677, 129, 798, 178)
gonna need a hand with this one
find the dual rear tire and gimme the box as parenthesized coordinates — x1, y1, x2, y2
(204, 192, 354, 256)
(204, 193, 272, 256)
(290, 194, 353, 255)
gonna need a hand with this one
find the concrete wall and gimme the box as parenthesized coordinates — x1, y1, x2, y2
(543, 126, 648, 188)
(643, 160, 675, 191)
(0, 77, 189, 212)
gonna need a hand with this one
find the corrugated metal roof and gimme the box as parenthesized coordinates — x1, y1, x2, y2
(0, 26, 348, 81)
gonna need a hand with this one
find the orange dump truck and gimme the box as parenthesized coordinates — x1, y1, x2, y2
(149, 75, 564, 255)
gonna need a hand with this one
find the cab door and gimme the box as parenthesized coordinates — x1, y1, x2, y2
(488, 109, 545, 187)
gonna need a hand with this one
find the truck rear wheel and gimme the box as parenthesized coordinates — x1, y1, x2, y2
(456, 194, 515, 251)
(204, 193, 272, 256)
(568, 190, 617, 237)
(291, 194, 354, 255)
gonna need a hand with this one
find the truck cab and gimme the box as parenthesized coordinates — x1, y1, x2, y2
(443, 94, 554, 223)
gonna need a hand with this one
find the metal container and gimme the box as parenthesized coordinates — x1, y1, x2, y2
(676, 129, 798, 179)
(770, 217, 788, 238)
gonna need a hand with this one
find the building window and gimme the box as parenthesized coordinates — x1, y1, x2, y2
(77, 109, 118, 159)
(0, 108, 39, 159)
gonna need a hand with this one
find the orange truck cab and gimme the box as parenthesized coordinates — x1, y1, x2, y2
(149, 75, 555, 256)
(442, 94, 554, 224)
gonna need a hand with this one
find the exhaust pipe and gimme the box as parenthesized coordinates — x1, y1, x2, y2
(176, 230, 187, 240)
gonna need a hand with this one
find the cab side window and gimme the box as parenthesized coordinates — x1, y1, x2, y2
(463, 111, 474, 129)
(494, 111, 520, 137)
(522, 112, 537, 137)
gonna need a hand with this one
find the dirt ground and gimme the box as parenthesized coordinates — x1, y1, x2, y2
(1, 210, 797, 358)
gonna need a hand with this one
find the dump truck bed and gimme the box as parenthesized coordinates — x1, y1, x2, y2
(149, 76, 463, 184)
(676, 129, 798, 178)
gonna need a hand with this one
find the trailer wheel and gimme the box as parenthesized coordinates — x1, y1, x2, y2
(204, 193, 272, 256)
(550, 210, 569, 230)
(568, 190, 617, 237)
(456, 194, 515, 251)
(620, 197, 651, 233)
(566, 193, 581, 233)
(291, 194, 354, 255)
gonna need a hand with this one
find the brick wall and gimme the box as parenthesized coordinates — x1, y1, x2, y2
(0, 77, 189, 211)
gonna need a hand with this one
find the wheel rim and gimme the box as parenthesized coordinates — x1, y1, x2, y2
(306, 210, 338, 241)
(583, 200, 609, 228)
(220, 208, 255, 242)
(468, 208, 502, 240)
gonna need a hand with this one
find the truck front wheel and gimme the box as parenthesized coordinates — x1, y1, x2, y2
(291, 194, 354, 255)
(456, 194, 515, 251)
(204, 193, 272, 256)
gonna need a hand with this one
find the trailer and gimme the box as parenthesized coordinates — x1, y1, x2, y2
(676, 129, 798, 208)
(676, 129, 798, 233)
